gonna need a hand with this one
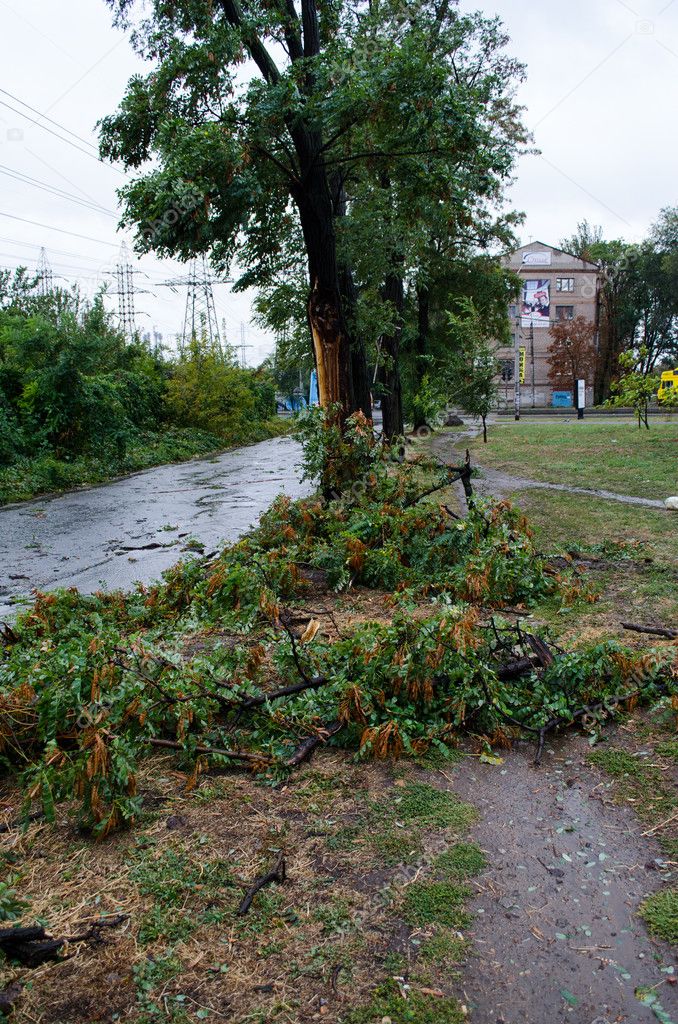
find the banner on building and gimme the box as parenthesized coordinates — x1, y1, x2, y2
(522, 250, 552, 266)
(521, 279, 550, 327)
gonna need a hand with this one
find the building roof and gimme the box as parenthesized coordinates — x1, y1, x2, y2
(507, 241, 599, 272)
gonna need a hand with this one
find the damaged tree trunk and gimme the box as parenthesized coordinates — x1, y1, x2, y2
(293, 139, 352, 419)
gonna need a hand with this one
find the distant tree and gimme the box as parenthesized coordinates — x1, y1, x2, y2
(547, 316, 597, 397)
(446, 299, 499, 443)
(607, 347, 658, 430)
(559, 221, 604, 263)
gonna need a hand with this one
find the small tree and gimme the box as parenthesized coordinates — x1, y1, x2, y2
(547, 316, 597, 398)
(446, 300, 499, 443)
(608, 347, 659, 429)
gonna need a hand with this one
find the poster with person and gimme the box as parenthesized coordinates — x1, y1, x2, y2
(521, 279, 550, 327)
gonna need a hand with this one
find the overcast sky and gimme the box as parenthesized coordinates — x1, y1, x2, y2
(0, 0, 676, 361)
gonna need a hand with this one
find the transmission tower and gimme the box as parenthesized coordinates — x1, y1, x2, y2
(158, 256, 230, 351)
(36, 247, 54, 295)
(108, 243, 149, 340)
(239, 322, 253, 368)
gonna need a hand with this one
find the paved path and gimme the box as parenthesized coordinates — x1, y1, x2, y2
(451, 734, 677, 1023)
(430, 426, 668, 510)
(0, 437, 308, 619)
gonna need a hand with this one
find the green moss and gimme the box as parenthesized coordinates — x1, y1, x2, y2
(343, 980, 465, 1024)
(402, 881, 472, 929)
(639, 888, 678, 945)
(419, 929, 468, 966)
(434, 842, 486, 879)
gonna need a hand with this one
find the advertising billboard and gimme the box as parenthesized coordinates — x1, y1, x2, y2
(521, 279, 550, 327)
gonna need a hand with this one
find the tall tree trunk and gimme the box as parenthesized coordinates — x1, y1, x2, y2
(378, 272, 404, 440)
(338, 261, 372, 419)
(294, 162, 351, 417)
(412, 283, 430, 430)
(332, 178, 371, 420)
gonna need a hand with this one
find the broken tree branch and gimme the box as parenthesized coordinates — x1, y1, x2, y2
(147, 737, 272, 765)
(621, 622, 677, 640)
(237, 851, 286, 915)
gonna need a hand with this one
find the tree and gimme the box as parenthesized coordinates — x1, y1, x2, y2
(100, 0, 527, 449)
(547, 316, 596, 396)
(445, 299, 499, 443)
(607, 348, 658, 430)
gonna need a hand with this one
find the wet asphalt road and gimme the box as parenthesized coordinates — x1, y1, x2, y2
(0, 437, 309, 619)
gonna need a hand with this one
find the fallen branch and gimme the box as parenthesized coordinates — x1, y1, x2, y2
(621, 622, 677, 640)
(0, 926, 63, 967)
(286, 720, 344, 767)
(238, 675, 328, 710)
(147, 737, 272, 765)
(64, 914, 128, 944)
(237, 851, 286, 915)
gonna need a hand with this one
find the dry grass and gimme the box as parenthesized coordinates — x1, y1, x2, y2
(1, 751, 477, 1024)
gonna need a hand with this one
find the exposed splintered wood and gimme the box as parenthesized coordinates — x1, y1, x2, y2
(237, 851, 287, 915)
(308, 280, 351, 413)
(621, 621, 677, 640)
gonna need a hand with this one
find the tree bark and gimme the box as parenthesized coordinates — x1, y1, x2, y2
(332, 179, 371, 420)
(294, 162, 352, 418)
(378, 271, 405, 440)
(412, 283, 430, 430)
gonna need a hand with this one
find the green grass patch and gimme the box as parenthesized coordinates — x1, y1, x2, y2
(468, 421, 678, 500)
(0, 418, 291, 505)
(343, 979, 466, 1024)
(589, 747, 678, 860)
(639, 888, 678, 945)
(372, 829, 423, 866)
(390, 783, 477, 831)
(419, 928, 468, 966)
(656, 739, 678, 763)
(512, 489, 677, 566)
(433, 842, 486, 879)
(130, 844, 236, 945)
(402, 881, 472, 929)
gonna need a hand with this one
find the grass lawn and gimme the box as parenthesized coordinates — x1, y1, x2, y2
(468, 420, 678, 499)
(509, 488, 678, 637)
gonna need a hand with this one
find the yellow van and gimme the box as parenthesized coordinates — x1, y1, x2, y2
(658, 369, 678, 404)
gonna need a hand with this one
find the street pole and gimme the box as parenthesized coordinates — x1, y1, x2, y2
(530, 322, 536, 408)
(514, 323, 521, 421)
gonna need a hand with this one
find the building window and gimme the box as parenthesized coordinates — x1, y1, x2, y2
(556, 305, 574, 321)
(556, 278, 575, 292)
(500, 359, 514, 382)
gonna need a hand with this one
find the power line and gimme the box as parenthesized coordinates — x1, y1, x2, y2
(0, 211, 123, 247)
(0, 163, 116, 217)
(0, 86, 100, 153)
(0, 97, 124, 174)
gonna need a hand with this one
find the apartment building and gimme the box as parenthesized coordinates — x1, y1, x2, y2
(496, 241, 600, 409)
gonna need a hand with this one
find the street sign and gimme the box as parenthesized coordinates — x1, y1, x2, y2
(519, 346, 527, 385)
(576, 379, 586, 420)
